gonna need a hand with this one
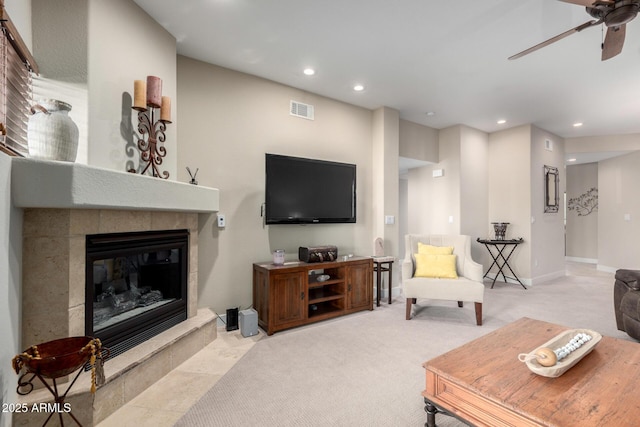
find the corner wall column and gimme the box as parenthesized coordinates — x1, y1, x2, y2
(372, 107, 400, 296)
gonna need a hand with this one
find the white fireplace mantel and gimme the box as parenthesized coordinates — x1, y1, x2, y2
(11, 158, 219, 212)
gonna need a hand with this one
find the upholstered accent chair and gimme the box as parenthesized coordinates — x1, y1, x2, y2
(402, 234, 485, 325)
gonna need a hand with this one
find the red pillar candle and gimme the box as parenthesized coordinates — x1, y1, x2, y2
(146, 76, 162, 108)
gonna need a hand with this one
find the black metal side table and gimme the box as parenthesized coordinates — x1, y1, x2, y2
(477, 238, 526, 289)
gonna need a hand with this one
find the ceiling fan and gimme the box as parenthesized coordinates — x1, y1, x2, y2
(509, 0, 640, 61)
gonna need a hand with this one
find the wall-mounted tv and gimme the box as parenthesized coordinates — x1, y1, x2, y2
(265, 153, 356, 224)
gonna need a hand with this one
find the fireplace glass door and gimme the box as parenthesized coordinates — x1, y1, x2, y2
(86, 229, 188, 356)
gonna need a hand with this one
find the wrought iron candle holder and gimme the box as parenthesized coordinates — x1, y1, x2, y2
(131, 76, 171, 179)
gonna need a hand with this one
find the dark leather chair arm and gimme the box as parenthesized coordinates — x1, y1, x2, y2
(615, 269, 640, 291)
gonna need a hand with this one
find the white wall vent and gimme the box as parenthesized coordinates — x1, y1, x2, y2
(544, 139, 553, 151)
(290, 100, 314, 120)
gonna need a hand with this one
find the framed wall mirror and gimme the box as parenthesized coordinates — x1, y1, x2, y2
(544, 165, 559, 213)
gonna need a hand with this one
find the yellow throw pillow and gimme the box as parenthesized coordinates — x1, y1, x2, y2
(417, 242, 454, 255)
(414, 253, 458, 279)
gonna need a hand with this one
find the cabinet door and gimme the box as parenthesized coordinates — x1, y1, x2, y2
(347, 261, 372, 310)
(272, 271, 306, 327)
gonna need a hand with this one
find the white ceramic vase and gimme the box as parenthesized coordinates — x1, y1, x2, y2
(28, 99, 79, 162)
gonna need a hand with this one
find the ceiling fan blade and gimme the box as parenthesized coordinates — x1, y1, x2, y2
(558, 0, 598, 6)
(509, 20, 598, 60)
(602, 24, 626, 60)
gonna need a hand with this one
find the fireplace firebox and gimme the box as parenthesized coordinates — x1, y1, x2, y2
(85, 229, 189, 357)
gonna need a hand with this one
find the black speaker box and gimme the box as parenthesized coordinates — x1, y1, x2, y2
(226, 307, 239, 331)
(298, 245, 338, 263)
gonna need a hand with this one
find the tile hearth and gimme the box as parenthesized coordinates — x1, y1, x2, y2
(96, 327, 263, 427)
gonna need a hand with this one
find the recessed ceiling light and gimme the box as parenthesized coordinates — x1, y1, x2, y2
(353, 84, 364, 92)
(497, 119, 506, 124)
(573, 122, 583, 127)
(303, 68, 315, 76)
(568, 158, 577, 162)
(426, 111, 436, 116)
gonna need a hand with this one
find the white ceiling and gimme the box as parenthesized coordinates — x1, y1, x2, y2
(134, 0, 640, 151)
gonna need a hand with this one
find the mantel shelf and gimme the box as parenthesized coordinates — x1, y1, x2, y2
(11, 158, 219, 213)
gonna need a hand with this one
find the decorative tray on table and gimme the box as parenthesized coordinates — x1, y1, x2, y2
(518, 328, 602, 378)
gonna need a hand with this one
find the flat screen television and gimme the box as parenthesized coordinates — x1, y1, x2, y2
(265, 153, 356, 224)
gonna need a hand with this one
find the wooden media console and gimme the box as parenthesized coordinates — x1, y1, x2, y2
(253, 256, 373, 335)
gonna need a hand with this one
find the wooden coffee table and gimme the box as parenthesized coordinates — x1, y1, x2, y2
(422, 317, 640, 427)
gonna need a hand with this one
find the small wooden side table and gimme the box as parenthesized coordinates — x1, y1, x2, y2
(372, 256, 394, 306)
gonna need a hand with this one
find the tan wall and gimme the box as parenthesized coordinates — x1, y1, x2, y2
(405, 125, 488, 264)
(0, 155, 22, 426)
(598, 151, 640, 270)
(399, 119, 438, 162)
(407, 126, 462, 235)
(488, 125, 531, 280)
(31, 0, 177, 175)
(3, 3, 29, 419)
(177, 57, 374, 313)
(530, 126, 565, 282)
(372, 108, 400, 278)
(4, 0, 31, 48)
(566, 163, 598, 261)
(88, 0, 177, 175)
(566, 133, 640, 153)
(460, 125, 489, 264)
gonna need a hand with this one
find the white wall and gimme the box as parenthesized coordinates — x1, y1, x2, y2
(177, 57, 374, 313)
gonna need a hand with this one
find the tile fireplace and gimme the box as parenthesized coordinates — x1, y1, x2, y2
(11, 158, 220, 425)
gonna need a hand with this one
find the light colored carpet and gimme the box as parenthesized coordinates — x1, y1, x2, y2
(177, 264, 632, 426)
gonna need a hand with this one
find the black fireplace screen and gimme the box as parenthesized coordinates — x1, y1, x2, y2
(86, 229, 188, 357)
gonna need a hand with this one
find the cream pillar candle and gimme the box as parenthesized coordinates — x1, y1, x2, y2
(133, 80, 146, 109)
(160, 96, 171, 122)
(146, 76, 162, 108)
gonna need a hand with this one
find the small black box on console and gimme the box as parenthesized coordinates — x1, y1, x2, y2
(298, 245, 338, 263)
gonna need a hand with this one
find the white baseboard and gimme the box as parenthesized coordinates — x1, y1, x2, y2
(596, 264, 618, 273)
(565, 256, 598, 264)
(374, 285, 401, 299)
(483, 273, 531, 287)
(529, 269, 565, 286)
